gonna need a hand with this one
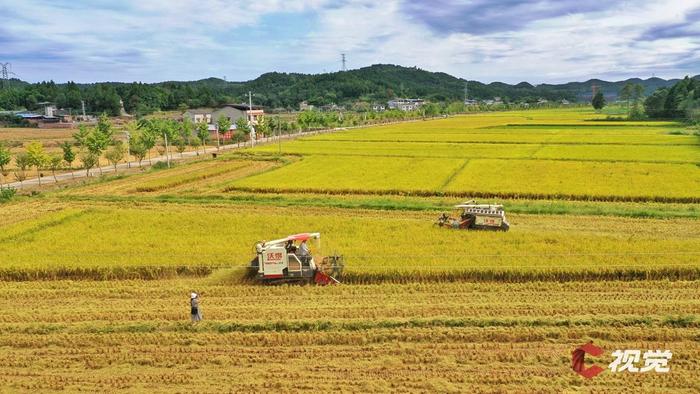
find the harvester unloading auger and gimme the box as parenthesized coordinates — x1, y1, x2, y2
(249, 233, 344, 285)
(436, 200, 510, 231)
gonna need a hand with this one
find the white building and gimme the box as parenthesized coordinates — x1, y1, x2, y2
(388, 98, 425, 111)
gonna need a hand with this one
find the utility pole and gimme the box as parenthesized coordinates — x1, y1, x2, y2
(163, 132, 170, 168)
(248, 91, 254, 147)
(464, 81, 469, 102)
(124, 131, 131, 168)
(341, 54, 346, 71)
(81, 100, 86, 118)
(277, 117, 281, 155)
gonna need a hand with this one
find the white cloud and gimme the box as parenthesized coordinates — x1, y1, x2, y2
(298, 0, 700, 83)
(2, 0, 699, 82)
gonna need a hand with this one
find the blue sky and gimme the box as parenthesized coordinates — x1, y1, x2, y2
(1, 0, 699, 84)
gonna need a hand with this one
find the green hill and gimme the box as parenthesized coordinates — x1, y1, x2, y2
(1, 64, 696, 115)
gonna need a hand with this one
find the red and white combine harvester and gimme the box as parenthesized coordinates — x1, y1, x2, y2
(249, 232, 344, 285)
(436, 201, 510, 231)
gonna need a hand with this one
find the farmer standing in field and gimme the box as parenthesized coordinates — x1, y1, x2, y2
(190, 292, 202, 323)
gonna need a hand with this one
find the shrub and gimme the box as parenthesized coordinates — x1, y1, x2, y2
(0, 187, 16, 203)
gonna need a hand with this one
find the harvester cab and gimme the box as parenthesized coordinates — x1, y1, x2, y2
(250, 232, 344, 285)
(436, 200, 510, 231)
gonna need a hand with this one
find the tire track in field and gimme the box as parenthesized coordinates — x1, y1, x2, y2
(438, 159, 470, 191)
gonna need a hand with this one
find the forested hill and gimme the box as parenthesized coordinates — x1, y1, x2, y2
(0, 64, 696, 116)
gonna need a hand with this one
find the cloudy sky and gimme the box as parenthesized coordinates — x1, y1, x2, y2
(1, 0, 699, 84)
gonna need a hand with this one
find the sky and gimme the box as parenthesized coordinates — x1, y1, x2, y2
(1, 0, 699, 84)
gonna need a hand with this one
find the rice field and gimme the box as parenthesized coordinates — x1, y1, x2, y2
(0, 200, 698, 281)
(0, 279, 696, 392)
(1, 108, 698, 391)
(237, 109, 700, 202)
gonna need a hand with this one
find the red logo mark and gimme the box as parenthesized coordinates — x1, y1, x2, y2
(572, 342, 605, 379)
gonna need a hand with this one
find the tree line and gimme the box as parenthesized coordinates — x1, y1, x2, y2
(591, 76, 699, 123)
(644, 76, 700, 121)
(0, 65, 584, 116)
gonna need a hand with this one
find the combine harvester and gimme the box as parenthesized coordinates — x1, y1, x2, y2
(436, 201, 510, 231)
(250, 232, 344, 285)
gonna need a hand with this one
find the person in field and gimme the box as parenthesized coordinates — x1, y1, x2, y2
(298, 239, 310, 258)
(190, 292, 202, 323)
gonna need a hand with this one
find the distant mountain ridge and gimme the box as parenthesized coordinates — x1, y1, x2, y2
(164, 64, 696, 106)
(2, 64, 698, 114)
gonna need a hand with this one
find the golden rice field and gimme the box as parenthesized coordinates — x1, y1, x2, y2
(1, 108, 698, 391)
(0, 279, 697, 392)
(235, 110, 700, 202)
(0, 199, 698, 281)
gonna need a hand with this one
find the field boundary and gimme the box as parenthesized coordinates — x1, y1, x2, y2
(223, 185, 700, 203)
(1, 265, 699, 282)
(276, 151, 697, 165)
(8, 315, 698, 336)
(54, 194, 700, 219)
(302, 138, 697, 147)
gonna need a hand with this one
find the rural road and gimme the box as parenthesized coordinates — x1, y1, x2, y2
(6, 130, 319, 190)
(5, 117, 431, 190)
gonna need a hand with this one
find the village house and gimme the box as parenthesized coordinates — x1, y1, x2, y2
(212, 104, 264, 125)
(184, 104, 264, 142)
(299, 101, 314, 111)
(184, 104, 264, 126)
(320, 103, 344, 112)
(387, 98, 425, 111)
(183, 109, 212, 124)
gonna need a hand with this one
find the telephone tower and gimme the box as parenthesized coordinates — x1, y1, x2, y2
(341, 53, 346, 71)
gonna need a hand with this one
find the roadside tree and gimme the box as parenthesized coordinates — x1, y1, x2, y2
(48, 154, 62, 182)
(80, 152, 99, 177)
(129, 136, 148, 167)
(105, 141, 126, 172)
(14, 152, 30, 186)
(216, 116, 231, 149)
(138, 119, 159, 165)
(0, 143, 10, 188)
(26, 141, 48, 186)
(196, 121, 209, 154)
(61, 141, 76, 178)
(234, 117, 250, 146)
